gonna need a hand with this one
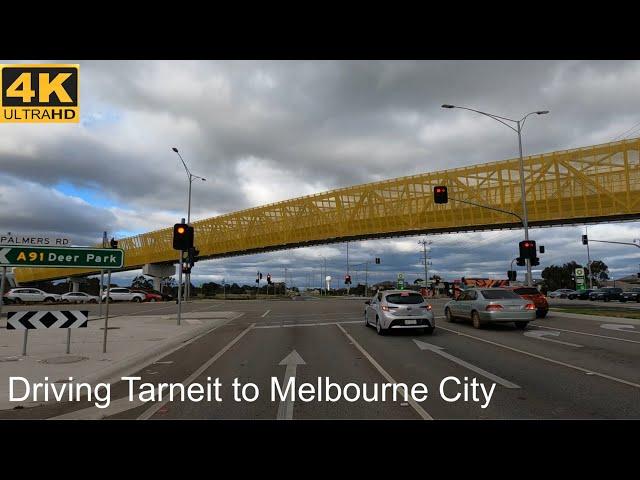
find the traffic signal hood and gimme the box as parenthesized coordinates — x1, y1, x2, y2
(375, 257, 381, 264)
(110, 238, 118, 249)
(582, 234, 588, 245)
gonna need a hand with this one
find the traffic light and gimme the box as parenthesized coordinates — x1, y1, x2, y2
(516, 257, 525, 266)
(375, 257, 381, 264)
(187, 247, 200, 265)
(345, 275, 352, 285)
(110, 238, 118, 249)
(173, 223, 194, 251)
(182, 264, 191, 274)
(531, 257, 540, 266)
(259, 272, 263, 280)
(267, 274, 272, 284)
(582, 234, 588, 245)
(539, 245, 545, 254)
(637, 272, 640, 279)
(433, 185, 448, 204)
(519, 240, 537, 259)
(507, 270, 517, 281)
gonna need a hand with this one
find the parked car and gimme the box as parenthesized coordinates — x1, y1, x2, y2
(589, 287, 624, 302)
(567, 289, 597, 300)
(60, 292, 99, 304)
(548, 289, 575, 299)
(505, 286, 548, 318)
(364, 290, 435, 335)
(444, 288, 536, 329)
(3, 288, 61, 304)
(620, 287, 640, 303)
(101, 288, 146, 303)
(131, 290, 164, 302)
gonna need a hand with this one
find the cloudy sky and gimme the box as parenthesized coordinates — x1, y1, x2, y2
(1, 60, 639, 288)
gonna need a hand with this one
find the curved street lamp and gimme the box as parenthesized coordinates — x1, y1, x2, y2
(441, 105, 549, 286)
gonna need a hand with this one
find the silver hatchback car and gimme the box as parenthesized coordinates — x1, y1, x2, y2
(444, 288, 536, 329)
(365, 290, 435, 335)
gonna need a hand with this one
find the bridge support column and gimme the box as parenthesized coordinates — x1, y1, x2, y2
(143, 263, 176, 293)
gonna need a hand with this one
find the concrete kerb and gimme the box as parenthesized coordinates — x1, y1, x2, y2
(79, 312, 244, 387)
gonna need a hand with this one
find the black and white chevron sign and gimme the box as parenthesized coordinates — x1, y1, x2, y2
(6, 311, 89, 330)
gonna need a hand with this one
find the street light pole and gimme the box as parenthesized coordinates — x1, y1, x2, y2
(441, 105, 549, 287)
(172, 147, 206, 302)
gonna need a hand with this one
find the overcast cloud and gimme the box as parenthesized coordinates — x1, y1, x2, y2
(1, 60, 639, 287)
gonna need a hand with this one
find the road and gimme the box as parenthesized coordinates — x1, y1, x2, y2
(1, 296, 639, 419)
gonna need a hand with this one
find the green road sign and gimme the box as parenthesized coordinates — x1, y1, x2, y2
(0, 246, 124, 269)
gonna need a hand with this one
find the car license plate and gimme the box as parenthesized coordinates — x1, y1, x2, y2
(405, 319, 417, 325)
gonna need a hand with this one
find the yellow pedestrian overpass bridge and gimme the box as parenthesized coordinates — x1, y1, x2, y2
(15, 137, 640, 284)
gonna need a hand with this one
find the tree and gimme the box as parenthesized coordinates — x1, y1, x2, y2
(541, 260, 587, 291)
(414, 278, 424, 285)
(131, 275, 153, 290)
(588, 260, 609, 285)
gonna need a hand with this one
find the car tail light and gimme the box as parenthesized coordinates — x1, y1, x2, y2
(421, 304, 432, 310)
(486, 304, 503, 311)
(525, 303, 536, 310)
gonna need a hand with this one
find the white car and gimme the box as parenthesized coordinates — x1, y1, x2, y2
(548, 289, 575, 298)
(60, 292, 99, 304)
(364, 290, 435, 335)
(101, 288, 146, 303)
(3, 288, 61, 304)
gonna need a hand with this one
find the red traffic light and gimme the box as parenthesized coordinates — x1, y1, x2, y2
(434, 185, 448, 204)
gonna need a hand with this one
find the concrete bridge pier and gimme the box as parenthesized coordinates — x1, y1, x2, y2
(143, 263, 176, 293)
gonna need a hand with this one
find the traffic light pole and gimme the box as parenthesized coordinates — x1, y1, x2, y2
(177, 217, 185, 326)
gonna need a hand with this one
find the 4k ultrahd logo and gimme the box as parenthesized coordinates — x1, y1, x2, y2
(0, 64, 79, 123)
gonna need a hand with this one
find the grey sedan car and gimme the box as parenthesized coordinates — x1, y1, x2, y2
(444, 288, 536, 329)
(365, 290, 435, 335)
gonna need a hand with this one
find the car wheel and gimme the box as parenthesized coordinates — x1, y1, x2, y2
(89, 299, 97, 304)
(62, 299, 69, 303)
(472, 311, 482, 329)
(13, 297, 22, 304)
(151, 298, 157, 302)
(604, 297, 610, 302)
(133, 296, 142, 303)
(515, 321, 528, 330)
(536, 310, 548, 319)
(376, 316, 386, 336)
(445, 308, 456, 323)
(108, 297, 114, 303)
(44, 297, 55, 303)
(364, 311, 369, 327)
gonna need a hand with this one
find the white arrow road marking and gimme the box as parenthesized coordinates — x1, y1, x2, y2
(413, 339, 520, 389)
(601, 323, 639, 333)
(0, 247, 10, 264)
(276, 350, 306, 420)
(524, 330, 583, 347)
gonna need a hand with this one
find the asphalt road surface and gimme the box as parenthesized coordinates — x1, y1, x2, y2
(2, 296, 639, 420)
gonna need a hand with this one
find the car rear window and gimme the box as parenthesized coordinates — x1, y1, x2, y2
(385, 293, 424, 304)
(481, 290, 522, 299)
(513, 288, 540, 295)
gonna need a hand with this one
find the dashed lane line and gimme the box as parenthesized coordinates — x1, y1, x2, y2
(335, 323, 433, 420)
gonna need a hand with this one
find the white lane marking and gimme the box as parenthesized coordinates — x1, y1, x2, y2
(186, 319, 202, 325)
(523, 330, 583, 348)
(50, 395, 150, 420)
(533, 325, 640, 345)
(336, 323, 433, 420)
(261, 309, 271, 318)
(437, 325, 640, 390)
(48, 313, 245, 420)
(137, 322, 256, 420)
(601, 323, 639, 333)
(276, 350, 306, 420)
(413, 339, 520, 389)
(254, 320, 362, 329)
(154, 361, 174, 365)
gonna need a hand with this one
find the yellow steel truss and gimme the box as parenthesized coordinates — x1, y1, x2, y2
(15, 137, 640, 283)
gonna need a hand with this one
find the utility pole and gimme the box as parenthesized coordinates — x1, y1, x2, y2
(346, 242, 350, 295)
(418, 240, 432, 289)
(585, 226, 593, 289)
